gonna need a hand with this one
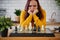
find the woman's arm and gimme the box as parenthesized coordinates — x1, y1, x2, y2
(20, 10, 32, 27)
(33, 9, 46, 28)
(41, 9, 46, 27)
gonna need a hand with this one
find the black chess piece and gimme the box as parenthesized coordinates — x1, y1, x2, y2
(32, 24, 36, 33)
(38, 26, 40, 32)
(15, 27, 17, 33)
(33, 24, 36, 31)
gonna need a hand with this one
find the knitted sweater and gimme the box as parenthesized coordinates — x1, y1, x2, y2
(20, 9, 46, 28)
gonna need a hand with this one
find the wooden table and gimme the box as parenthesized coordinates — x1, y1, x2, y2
(0, 22, 60, 40)
(0, 30, 60, 40)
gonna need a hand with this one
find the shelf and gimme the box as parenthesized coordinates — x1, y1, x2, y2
(46, 22, 60, 26)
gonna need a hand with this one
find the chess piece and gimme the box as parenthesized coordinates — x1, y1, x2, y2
(28, 22, 32, 31)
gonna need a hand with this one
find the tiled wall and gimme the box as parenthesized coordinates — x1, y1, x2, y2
(0, 0, 60, 22)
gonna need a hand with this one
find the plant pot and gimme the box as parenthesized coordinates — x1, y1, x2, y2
(15, 16, 20, 22)
(1, 28, 8, 37)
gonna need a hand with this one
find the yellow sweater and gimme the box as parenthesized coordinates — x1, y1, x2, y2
(20, 9, 46, 28)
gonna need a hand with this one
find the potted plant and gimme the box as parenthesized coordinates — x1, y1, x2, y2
(14, 9, 21, 22)
(0, 16, 13, 37)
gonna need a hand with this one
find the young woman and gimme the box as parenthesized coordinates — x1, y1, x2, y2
(20, 0, 46, 30)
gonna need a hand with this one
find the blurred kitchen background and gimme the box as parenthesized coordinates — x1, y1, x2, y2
(0, 0, 60, 30)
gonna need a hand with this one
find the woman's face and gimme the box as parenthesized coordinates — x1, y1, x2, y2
(28, 0, 38, 12)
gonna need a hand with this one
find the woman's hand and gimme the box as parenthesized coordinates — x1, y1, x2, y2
(28, 9, 33, 14)
(33, 9, 38, 15)
(28, 9, 38, 15)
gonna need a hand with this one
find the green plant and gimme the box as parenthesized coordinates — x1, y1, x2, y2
(14, 9, 21, 16)
(0, 16, 13, 32)
(55, 0, 60, 6)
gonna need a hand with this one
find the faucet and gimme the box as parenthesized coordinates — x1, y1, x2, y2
(49, 12, 56, 22)
(51, 12, 56, 19)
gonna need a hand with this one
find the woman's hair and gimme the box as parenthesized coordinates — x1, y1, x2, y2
(25, 0, 44, 19)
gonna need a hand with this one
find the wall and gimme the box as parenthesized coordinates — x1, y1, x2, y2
(0, 0, 60, 22)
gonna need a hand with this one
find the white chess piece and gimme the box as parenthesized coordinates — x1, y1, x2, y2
(41, 25, 44, 31)
(20, 26, 23, 32)
(28, 22, 32, 31)
(17, 25, 20, 31)
(25, 25, 28, 31)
